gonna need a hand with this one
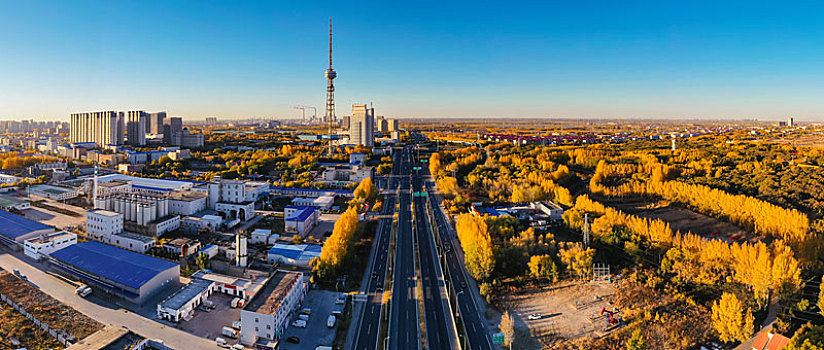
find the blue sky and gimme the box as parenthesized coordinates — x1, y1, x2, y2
(1, 1, 824, 121)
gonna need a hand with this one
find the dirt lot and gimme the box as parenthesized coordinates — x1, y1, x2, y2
(21, 200, 86, 230)
(0, 270, 102, 343)
(503, 281, 619, 349)
(602, 198, 752, 241)
(0, 302, 64, 350)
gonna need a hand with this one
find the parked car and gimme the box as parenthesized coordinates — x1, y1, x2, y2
(527, 313, 542, 320)
(298, 314, 310, 321)
(203, 299, 216, 309)
(80, 287, 92, 298)
(286, 336, 300, 344)
(198, 305, 211, 312)
(292, 319, 307, 328)
(327, 315, 336, 328)
(460, 281, 467, 289)
(231, 344, 244, 350)
(215, 337, 229, 348)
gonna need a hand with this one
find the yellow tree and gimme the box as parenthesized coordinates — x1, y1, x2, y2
(559, 244, 595, 279)
(456, 213, 495, 280)
(500, 310, 515, 349)
(711, 292, 754, 343)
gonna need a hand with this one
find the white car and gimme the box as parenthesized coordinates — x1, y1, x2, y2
(527, 313, 542, 320)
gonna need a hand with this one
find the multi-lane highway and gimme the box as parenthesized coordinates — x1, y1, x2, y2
(389, 146, 421, 350)
(411, 145, 456, 350)
(351, 150, 402, 350)
(427, 180, 494, 350)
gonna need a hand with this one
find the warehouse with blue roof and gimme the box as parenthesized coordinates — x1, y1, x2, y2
(0, 210, 55, 249)
(49, 241, 180, 305)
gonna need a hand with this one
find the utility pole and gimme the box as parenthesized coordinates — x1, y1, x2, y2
(583, 213, 590, 249)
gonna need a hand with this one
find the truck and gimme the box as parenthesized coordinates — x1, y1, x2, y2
(75, 285, 89, 295)
(203, 299, 215, 309)
(231, 298, 240, 308)
(221, 326, 238, 339)
(327, 315, 336, 328)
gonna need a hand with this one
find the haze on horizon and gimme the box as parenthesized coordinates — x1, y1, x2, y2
(2, 1, 824, 121)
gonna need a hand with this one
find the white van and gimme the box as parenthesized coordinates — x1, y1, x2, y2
(327, 315, 336, 328)
(292, 319, 307, 328)
(215, 337, 228, 348)
(221, 326, 238, 338)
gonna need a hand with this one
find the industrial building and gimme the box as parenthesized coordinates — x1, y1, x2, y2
(0, 210, 55, 248)
(27, 184, 80, 201)
(269, 186, 353, 198)
(161, 238, 201, 257)
(49, 241, 180, 305)
(23, 231, 77, 260)
(267, 244, 322, 267)
(284, 206, 319, 234)
(240, 270, 307, 346)
(94, 192, 180, 236)
(191, 270, 250, 299)
(86, 209, 156, 253)
(168, 191, 207, 216)
(156, 278, 215, 322)
(290, 196, 335, 210)
(0, 193, 30, 211)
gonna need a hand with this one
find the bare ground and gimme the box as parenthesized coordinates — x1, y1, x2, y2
(500, 280, 619, 350)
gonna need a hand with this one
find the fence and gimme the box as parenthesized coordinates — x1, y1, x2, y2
(0, 292, 76, 346)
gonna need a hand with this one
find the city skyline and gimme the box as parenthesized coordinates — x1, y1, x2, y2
(3, 1, 824, 121)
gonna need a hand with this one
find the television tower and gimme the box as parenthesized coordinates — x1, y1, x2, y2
(324, 18, 337, 157)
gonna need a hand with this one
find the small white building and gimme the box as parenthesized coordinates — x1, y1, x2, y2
(250, 229, 280, 245)
(532, 201, 564, 221)
(0, 174, 21, 185)
(216, 201, 255, 222)
(23, 231, 77, 260)
(181, 212, 223, 233)
(162, 238, 201, 257)
(108, 231, 155, 253)
(240, 271, 307, 346)
(198, 244, 219, 259)
(157, 279, 215, 322)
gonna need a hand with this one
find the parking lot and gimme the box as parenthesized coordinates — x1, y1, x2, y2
(176, 293, 242, 346)
(279, 290, 342, 350)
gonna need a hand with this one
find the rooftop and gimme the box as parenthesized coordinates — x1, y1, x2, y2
(286, 207, 316, 222)
(30, 184, 75, 194)
(88, 209, 122, 217)
(26, 231, 76, 245)
(0, 209, 52, 239)
(244, 271, 302, 315)
(164, 238, 193, 247)
(0, 194, 27, 208)
(49, 241, 177, 289)
(168, 191, 207, 202)
(159, 279, 214, 310)
(114, 231, 155, 244)
(268, 244, 322, 261)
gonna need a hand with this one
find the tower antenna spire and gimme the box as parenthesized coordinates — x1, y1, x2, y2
(324, 18, 337, 157)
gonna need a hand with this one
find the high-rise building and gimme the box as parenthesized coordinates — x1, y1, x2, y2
(342, 116, 350, 130)
(350, 104, 374, 147)
(149, 112, 167, 134)
(787, 117, 794, 127)
(376, 116, 388, 133)
(163, 117, 183, 146)
(127, 111, 148, 146)
(70, 111, 125, 146)
(205, 117, 218, 126)
(387, 119, 399, 132)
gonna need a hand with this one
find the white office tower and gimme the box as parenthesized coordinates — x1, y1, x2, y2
(350, 104, 375, 147)
(788, 117, 794, 127)
(236, 233, 247, 267)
